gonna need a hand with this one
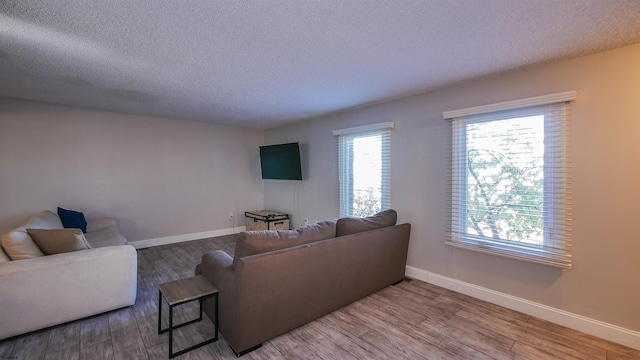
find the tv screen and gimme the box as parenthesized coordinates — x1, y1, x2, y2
(259, 143, 302, 180)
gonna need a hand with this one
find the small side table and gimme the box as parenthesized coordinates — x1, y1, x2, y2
(158, 275, 219, 358)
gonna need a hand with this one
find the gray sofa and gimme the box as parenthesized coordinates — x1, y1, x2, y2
(196, 209, 410, 355)
(0, 210, 137, 340)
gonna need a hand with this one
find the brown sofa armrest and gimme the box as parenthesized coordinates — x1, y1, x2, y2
(200, 250, 233, 280)
(199, 251, 235, 300)
(198, 250, 238, 348)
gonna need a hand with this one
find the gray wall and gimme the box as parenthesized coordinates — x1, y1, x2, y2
(264, 43, 640, 331)
(0, 99, 264, 240)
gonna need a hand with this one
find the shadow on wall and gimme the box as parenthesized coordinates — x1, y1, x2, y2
(116, 218, 136, 242)
(0, 212, 33, 235)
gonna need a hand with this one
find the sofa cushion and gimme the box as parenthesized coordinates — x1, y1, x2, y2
(27, 228, 92, 255)
(1, 229, 45, 260)
(336, 209, 398, 237)
(28, 210, 65, 230)
(233, 220, 336, 270)
(57, 207, 88, 233)
(84, 226, 127, 248)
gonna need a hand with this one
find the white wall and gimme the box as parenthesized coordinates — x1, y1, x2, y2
(0, 99, 264, 241)
(264, 43, 640, 332)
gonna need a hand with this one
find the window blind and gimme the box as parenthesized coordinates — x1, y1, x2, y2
(444, 93, 574, 268)
(334, 122, 394, 218)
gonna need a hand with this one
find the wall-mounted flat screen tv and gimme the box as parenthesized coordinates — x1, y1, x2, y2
(259, 142, 302, 180)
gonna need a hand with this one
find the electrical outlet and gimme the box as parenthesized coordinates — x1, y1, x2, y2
(228, 212, 234, 219)
(304, 218, 309, 226)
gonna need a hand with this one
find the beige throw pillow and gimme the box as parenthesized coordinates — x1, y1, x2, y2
(0, 210, 67, 261)
(27, 228, 92, 255)
(1, 230, 45, 260)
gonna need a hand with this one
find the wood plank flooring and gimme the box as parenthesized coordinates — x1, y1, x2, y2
(1, 234, 639, 359)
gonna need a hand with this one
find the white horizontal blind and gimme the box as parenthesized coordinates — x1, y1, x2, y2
(335, 122, 393, 218)
(445, 95, 573, 268)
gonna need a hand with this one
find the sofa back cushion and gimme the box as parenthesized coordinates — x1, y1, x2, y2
(27, 228, 92, 255)
(233, 221, 336, 270)
(336, 209, 398, 237)
(0, 210, 63, 261)
(28, 210, 65, 230)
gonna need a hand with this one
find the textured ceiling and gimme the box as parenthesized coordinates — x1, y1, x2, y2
(1, 1, 640, 128)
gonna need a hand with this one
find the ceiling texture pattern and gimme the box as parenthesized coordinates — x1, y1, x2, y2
(1, 1, 640, 128)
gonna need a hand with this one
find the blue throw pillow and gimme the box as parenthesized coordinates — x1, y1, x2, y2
(57, 207, 88, 233)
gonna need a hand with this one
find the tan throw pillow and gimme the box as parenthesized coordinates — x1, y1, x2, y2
(27, 228, 92, 255)
(1, 229, 45, 260)
(336, 209, 398, 237)
(233, 220, 336, 269)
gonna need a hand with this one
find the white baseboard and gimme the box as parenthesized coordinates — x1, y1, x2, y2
(405, 266, 640, 350)
(128, 226, 245, 249)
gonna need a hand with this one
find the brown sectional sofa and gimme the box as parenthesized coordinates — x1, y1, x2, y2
(196, 209, 410, 355)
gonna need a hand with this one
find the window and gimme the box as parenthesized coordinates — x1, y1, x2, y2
(334, 122, 393, 218)
(444, 92, 575, 268)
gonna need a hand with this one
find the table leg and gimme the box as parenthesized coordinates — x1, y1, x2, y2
(169, 305, 174, 358)
(214, 293, 219, 341)
(157, 291, 218, 358)
(157, 290, 162, 335)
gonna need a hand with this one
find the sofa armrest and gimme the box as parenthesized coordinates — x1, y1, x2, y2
(86, 217, 118, 233)
(199, 250, 234, 285)
(0, 245, 137, 340)
(197, 250, 238, 346)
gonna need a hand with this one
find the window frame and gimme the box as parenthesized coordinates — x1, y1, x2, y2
(444, 92, 575, 268)
(334, 122, 394, 218)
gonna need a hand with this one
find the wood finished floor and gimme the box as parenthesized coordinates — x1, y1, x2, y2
(1, 234, 638, 359)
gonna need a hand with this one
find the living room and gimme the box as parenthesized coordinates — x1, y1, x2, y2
(2, 1, 640, 359)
